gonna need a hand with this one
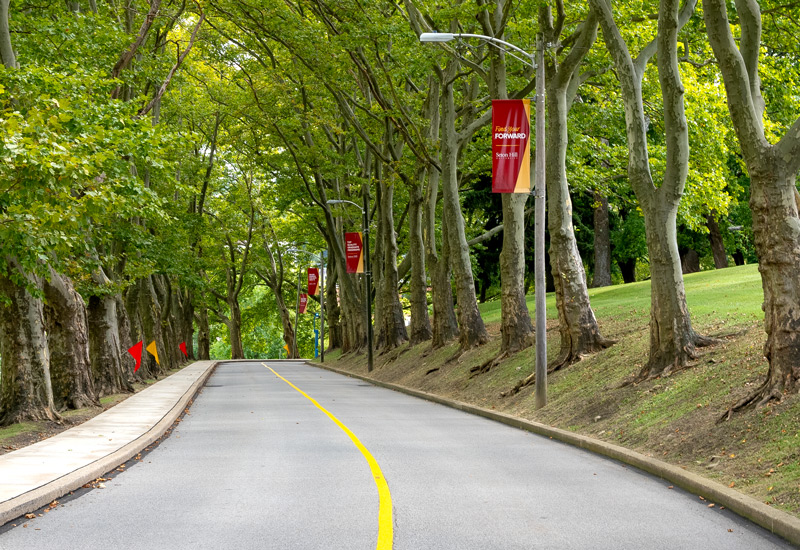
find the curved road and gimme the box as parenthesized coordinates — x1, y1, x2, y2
(0, 361, 793, 549)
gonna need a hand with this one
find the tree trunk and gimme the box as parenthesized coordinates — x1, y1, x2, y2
(706, 214, 728, 269)
(182, 289, 195, 360)
(703, 0, 800, 413)
(681, 248, 700, 274)
(196, 306, 210, 360)
(0, 0, 16, 69)
(408, 179, 432, 345)
(227, 298, 244, 359)
(591, 0, 704, 379)
(124, 280, 144, 380)
(421, 74, 454, 349)
(639, 200, 709, 379)
(136, 276, 166, 377)
(545, 64, 611, 368)
(0, 263, 57, 424)
(372, 182, 387, 351)
(738, 167, 800, 406)
(499, 193, 534, 354)
(378, 180, 408, 351)
(88, 293, 134, 395)
(619, 258, 636, 283)
(593, 192, 613, 286)
(43, 269, 98, 410)
(430, 222, 459, 348)
(276, 291, 296, 357)
(325, 254, 343, 350)
(441, 75, 488, 350)
(115, 294, 137, 382)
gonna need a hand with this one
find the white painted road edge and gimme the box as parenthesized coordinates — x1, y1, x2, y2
(0, 360, 218, 527)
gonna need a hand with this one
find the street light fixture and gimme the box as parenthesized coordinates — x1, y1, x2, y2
(420, 31, 548, 408)
(327, 198, 374, 373)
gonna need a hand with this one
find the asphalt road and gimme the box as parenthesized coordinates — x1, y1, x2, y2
(0, 360, 793, 549)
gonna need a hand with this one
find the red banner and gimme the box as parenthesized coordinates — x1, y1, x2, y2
(308, 267, 319, 296)
(345, 232, 364, 274)
(299, 293, 308, 314)
(492, 99, 531, 193)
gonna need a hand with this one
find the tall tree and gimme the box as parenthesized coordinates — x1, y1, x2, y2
(539, 3, 613, 370)
(704, 0, 800, 413)
(589, 0, 712, 379)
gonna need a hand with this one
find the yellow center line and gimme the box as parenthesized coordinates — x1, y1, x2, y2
(262, 363, 393, 550)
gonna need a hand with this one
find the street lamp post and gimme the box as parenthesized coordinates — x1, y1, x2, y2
(327, 198, 374, 373)
(318, 254, 325, 362)
(420, 31, 548, 408)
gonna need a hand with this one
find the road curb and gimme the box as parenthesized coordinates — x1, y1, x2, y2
(0, 360, 218, 527)
(309, 360, 800, 546)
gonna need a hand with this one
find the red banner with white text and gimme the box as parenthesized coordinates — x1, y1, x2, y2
(345, 232, 364, 274)
(492, 99, 531, 193)
(308, 267, 319, 296)
(299, 293, 308, 314)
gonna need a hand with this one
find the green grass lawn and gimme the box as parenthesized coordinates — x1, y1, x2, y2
(479, 262, 763, 328)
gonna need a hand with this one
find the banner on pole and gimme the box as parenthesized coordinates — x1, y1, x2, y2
(345, 232, 364, 274)
(492, 99, 531, 193)
(308, 267, 319, 295)
(299, 293, 308, 314)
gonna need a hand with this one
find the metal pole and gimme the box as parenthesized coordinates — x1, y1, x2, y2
(293, 268, 301, 359)
(363, 191, 374, 372)
(534, 34, 548, 409)
(320, 250, 326, 363)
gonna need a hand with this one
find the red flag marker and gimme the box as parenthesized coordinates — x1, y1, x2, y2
(128, 341, 143, 372)
(179, 342, 188, 357)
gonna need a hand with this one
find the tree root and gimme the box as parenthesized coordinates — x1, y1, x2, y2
(500, 370, 535, 397)
(500, 337, 618, 397)
(469, 353, 507, 378)
(718, 380, 783, 423)
(548, 337, 617, 374)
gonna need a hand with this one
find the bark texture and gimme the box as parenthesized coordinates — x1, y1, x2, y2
(377, 179, 408, 351)
(440, 65, 488, 350)
(591, 0, 708, 379)
(704, 0, 800, 413)
(593, 192, 612, 287)
(0, 262, 57, 424)
(543, 7, 611, 369)
(706, 214, 728, 269)
(0, 0, 16, 69)
(196, 306, 210, 360)
(43, 269, 98, 410)
(408, 178, 432, 345)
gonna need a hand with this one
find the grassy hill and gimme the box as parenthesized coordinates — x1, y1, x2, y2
(325, 263, 800, 517)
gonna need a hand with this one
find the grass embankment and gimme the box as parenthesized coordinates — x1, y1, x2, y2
(0, 368, 187, 455)
(323, 264, 800, 517)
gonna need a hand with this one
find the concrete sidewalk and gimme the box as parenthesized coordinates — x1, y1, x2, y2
(0, 360, 217, 527)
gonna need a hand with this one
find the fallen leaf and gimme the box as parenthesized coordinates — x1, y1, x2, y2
(728, 529, 733, 533)
(729, 482, 735, 488)
(25, 514, 35, 519)
(708, 503, 715, 508)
